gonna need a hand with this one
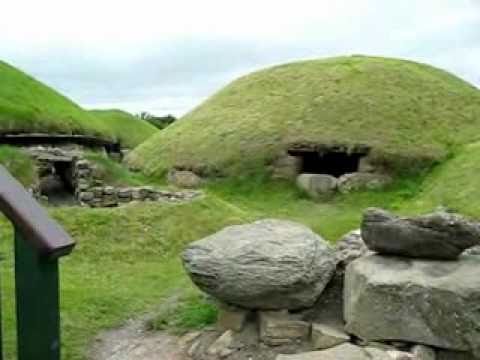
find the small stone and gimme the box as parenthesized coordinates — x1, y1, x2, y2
(103, 186, 116, 195)
(296, 173, 337, 200)
(78, 191, 94, 202)
(311, 323, 349, 350)
(259, 311, 310, 346)
(387, 350, 414, 359)
(187, 340, 201, 358)
(168, 170, 202, 189)
(334, 229, 371, 270)
(338, 172, 392, 193)
(217, 304, 249, 332)
(207, 330, 235, 356)
(411, 345, 436, 360)
(76, 160, 90, 169)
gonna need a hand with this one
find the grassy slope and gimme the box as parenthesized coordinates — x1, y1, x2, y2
(88, 110, 157, 149)
(0, 61, 153, 148)
(128, 56, 480, 177)
(0, 146, 37, 186)
(0, 61, 110, 137)
(0, 154, 474, 359)
(0, 198, 251, 360)
(405, 142, 480, 217)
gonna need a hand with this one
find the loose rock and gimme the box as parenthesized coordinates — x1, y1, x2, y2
(259, 311, 310, 346)
(337, 172, 392, 193)
(411, 344, 436, 360)
(168, 169, 202, 189)
(310, 323, 349, 350)
(296, 174, 337, 199)
(182, 219, 336, 310)
(334, 229, 371, 270)
(361, 208, 480, 259)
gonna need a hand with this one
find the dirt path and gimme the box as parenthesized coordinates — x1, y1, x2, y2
(88, 318, 187, 360)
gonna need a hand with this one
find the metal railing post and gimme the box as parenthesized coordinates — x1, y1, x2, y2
(14, 228, 61, 360)
(0, 166, 75, 360)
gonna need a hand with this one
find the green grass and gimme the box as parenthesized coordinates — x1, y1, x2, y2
(147, 291, 218, 334)
(88, 110, 157, 149)
(128, 55, 480, 178)
(0, 197, 251, 360)
(0, 61, 155, 148)
(0, 147, 477, 359)
(84, 151, 160, 187)
(0, 145, 37, 186)
(404, 141, 480, 217)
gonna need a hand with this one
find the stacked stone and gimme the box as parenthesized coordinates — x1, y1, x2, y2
(181, 212, 480, 360)
(78, 184, 202, 208)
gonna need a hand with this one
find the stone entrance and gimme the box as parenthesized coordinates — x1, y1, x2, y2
(287, 145, 369, 178)
(37, 154, 77, 206)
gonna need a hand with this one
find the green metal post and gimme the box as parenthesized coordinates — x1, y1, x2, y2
(14, 228, 60, 360)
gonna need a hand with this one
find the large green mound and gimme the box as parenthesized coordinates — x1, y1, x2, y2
(88, 109, 157, 148)
(0, 61, 155, 147)
(128, 55, 480, 177)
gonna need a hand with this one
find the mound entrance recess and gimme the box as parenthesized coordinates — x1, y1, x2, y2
(38, 155, 77, 206)
(288, 145, 369, 177)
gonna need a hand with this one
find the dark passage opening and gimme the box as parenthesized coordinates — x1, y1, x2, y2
(288, 149, 367, 177)
(39, 160, 77, 206)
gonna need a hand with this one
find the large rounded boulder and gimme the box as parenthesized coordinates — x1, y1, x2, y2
(182, 219, 336, 310)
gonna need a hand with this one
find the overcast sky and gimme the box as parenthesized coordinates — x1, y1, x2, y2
(1, 0, 479, 116)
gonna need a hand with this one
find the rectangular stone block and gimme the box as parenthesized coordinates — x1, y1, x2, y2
(260, 311, 310, 346)
(344, 255, 480, 356)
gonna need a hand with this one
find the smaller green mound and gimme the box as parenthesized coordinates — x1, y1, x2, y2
(0, 60, 112, 139)
(128, 56, 480, 178)
(0, 146, 37, 187)
(406, 142, 480, 217)
(89, 109, 157, 148)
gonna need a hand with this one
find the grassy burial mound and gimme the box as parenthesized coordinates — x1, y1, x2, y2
(89, 109, 157, 149)
(128, 55, 480, 178)
(0, 61, 156, 147)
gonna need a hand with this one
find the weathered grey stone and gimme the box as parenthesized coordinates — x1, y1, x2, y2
(276, 343, 390, 360)
(338, 172, 392, 193)
(207, 330, 235, 356)
(168, 170, 202, 189)
(311, 323, 349, 350)
(296, 174, 338, 199)
(217, 304, 249, 332)
(76, 159, 90, 169)
(103, 186, 116, 195)
(182, 219, 336, 310)
(259, 311, 310, 346)
(358, 157, 377, 173)
(335, 229, 371, 270)
(271, 154, 302, 180)
(344, 255, 480, 355)
(411, 345, 436, 360)
(78, 191, 94, 202)
(464, 245, 480, 256)
(361, 208, 480, 259)
(387, 350, 414, 360)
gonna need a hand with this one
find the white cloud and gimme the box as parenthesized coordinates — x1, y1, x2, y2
(1, 0, 479, 115)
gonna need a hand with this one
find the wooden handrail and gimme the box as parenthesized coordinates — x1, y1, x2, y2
(0, 165, 75, 259)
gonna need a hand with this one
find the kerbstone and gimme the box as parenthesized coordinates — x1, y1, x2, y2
(182, 219, 336, 310)
(345, 255, 480, 355)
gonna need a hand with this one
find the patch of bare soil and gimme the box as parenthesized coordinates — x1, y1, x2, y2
(88, 318, 187, 360)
